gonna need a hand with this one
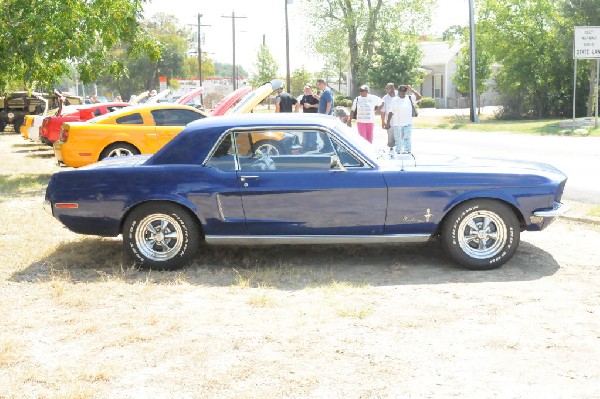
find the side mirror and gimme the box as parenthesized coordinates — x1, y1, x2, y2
(331, 155, 347, 172)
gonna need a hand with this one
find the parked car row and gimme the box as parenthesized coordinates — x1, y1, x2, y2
(16, 79, 286, 168)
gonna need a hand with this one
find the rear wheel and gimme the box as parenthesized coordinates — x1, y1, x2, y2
(100, 142, 140, 160)
(123, 203, 200, 270)
(254, 139, 281, 156)
(441, 200, 520, 270)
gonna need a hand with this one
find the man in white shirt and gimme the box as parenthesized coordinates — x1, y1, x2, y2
(347, 85, 384, 143)
(383, 84, 422, 155)
(380, 82, 397, 155)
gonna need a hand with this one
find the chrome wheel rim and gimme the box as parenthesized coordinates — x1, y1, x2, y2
(457, 210, 507, 259)
(135, 214, 183, 261)
(107, 147, 135, 157)
(256, 143, 279, 156)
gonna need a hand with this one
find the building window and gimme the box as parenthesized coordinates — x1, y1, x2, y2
(434, 74, 443, 98)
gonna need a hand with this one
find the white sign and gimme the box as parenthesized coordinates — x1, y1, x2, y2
(574, 26, 600, 59)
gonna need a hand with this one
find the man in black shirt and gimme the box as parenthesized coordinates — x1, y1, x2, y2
(275, 87, 298, 113)
(295, 84, 319, 113)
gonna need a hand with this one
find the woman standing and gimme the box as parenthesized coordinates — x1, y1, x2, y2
(384, 84, 422, 154)
(347, 85, 384, 143)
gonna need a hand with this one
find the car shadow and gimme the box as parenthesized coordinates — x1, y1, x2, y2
(11, 238, 560, 289)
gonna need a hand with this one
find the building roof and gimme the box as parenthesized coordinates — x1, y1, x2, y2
(420, 41, 464, 66)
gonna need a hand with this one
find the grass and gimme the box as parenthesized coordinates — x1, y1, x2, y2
(413, 114, 600, 136)
(0, 173, 53, 197)
(590, 206, 600, 218)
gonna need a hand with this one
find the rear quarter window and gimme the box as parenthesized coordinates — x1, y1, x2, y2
(116, 113, 143, 125)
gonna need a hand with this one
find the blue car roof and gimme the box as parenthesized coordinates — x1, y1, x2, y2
(147, 113, 340, 166)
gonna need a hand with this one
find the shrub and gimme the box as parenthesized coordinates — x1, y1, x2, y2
(335, 95, 353, 103)
(338, 99, 353, 107)
(418, 97, 436, 108)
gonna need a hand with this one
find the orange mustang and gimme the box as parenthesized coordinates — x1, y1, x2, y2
(54, 104, 207, 168)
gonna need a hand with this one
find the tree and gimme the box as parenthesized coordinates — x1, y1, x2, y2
(367, 28, 422, 91)
(562, 0, 600, 116)
(213, 62, 249, 80)
(183, 56, 216, 81)
(0, 0, 157, 91)
(290, 67, 313, 96)
(303, 0, 434, 96)
(250, 44, 279, 88)
(452, 43, 493, 113)
(97, 14, 190, 100)
(477, 0, 573, 118)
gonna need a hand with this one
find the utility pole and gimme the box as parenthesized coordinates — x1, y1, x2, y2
(468, 0, 479, 123)
(196, 14, 210, 102)
(221, 11, 247, 90)
(285, 0, 292, 92)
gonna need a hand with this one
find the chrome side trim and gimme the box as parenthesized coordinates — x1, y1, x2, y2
(216, 194, 225, 220)
(205, 234, 430, 245)
(533, 202, 570, 217)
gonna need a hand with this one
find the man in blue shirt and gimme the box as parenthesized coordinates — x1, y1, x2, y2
(316, 78, 334, 115)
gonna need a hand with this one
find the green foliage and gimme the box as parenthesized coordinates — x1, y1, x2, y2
(183, 56, 216, 81)
(452, 44, 493, 99)
(97, 14, 189, 100)
(290, 67, 312, 96)
(213, 62, 248, 80)
(418, 97, 436, 108)
(0, 0, 153, 91)
(477, 0, 574, 118)
(303, 0, 435, 97)
(367, 28, 423, 90)
(338, 99, 353, 107)
(250, 45, 279, 88)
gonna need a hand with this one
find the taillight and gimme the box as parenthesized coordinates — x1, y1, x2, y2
(41, 117, 50, 137)
(59, 125, 69, 142)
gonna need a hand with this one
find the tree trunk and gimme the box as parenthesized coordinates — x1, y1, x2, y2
(588, 61, 598, 117)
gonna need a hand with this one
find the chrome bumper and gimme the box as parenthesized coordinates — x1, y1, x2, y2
(533, 202, 570, 217)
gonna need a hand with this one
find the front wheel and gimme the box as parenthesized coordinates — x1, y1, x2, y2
(100, 142, 140, 160)
(441, 200, 520, 270)
(123, 203, 200, 270)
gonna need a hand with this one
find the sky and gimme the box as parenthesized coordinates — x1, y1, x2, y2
(143, 0, 470, 77)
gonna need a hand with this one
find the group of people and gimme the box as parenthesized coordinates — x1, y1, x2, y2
(275, 80, 421, 156)
(350, 83, 421, 156)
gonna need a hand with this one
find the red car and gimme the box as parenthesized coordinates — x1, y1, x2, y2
(39, 102, 130, 145)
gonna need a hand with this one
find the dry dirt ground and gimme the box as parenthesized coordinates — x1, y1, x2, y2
(1, 133, 599, 399)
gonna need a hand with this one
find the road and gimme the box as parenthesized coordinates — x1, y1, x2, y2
(373, 127, 600, 204)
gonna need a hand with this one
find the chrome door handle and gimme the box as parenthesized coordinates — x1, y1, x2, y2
(240, 176, 259, 182)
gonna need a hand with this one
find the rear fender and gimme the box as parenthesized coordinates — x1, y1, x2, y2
(121, 196, 205, 235)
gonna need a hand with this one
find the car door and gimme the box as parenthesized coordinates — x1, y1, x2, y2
(152, 109, 206, 151)
(233, 128, 388, 236)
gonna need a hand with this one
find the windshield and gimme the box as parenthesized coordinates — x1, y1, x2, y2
(333, 120, 384, 165)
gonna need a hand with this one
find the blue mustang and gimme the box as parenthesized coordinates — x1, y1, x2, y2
(45, 113, 568, 270)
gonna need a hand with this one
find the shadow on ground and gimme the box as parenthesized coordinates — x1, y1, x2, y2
(11, 237, 560, 289)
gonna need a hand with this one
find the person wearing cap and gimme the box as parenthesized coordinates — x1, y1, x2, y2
(275, 86, 298, 113)
(348, 85, 384, 143)
(381, 83, 398, 156)
(383, 84, 422, 155)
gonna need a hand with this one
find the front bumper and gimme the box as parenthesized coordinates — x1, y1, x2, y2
(533, 201, 570, 218)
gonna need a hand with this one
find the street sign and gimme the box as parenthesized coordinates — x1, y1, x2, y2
(574, 26, 600, 59)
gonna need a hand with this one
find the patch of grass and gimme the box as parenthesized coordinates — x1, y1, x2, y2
(336, 305, 373, 319)
(589, 206, 600, 218)
(0, 173, 53, 197)
(414, 115, 600, 136)
(248, 289, 277, 308)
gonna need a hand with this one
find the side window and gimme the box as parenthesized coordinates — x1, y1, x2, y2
(205, 133, 236, 172)
(116, 113, 143, 125)
(236, 130, 335, 172)
(331, 138, 364, 167)
(152, 109, 205, 126)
